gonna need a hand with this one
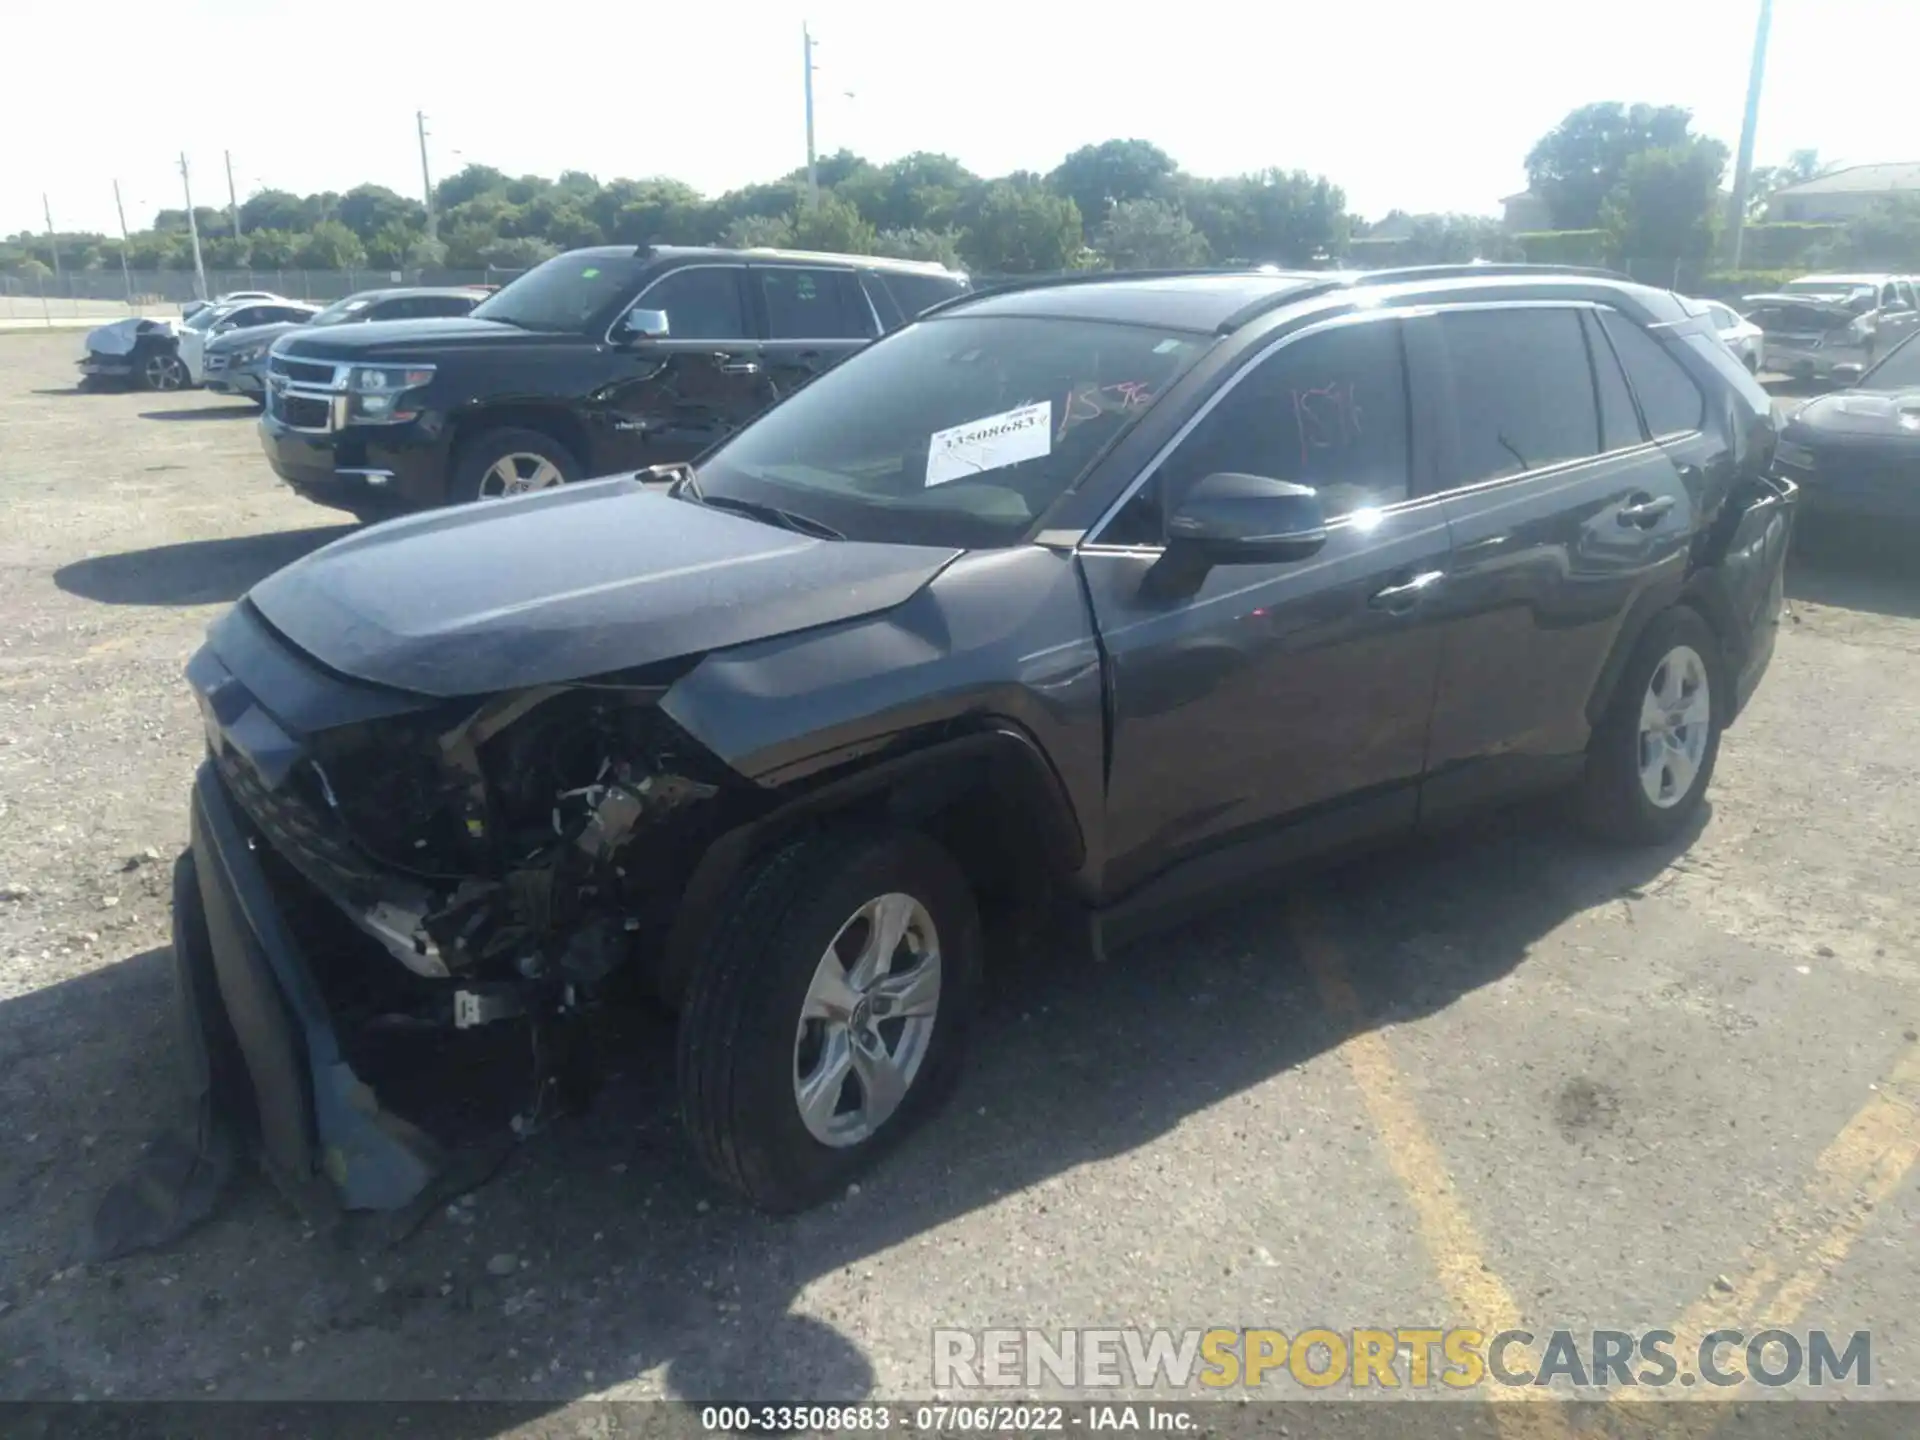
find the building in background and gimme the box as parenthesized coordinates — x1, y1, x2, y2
(1767, 163, 1920, 222)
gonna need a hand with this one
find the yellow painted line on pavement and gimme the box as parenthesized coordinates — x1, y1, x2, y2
(1598, 1037, 1920, 1438)
(1292, 898, 1571, 1440)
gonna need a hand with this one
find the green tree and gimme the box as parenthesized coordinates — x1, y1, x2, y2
(597, 178, 709, 245)
(960, 183, 1083, 274)
(203, 234, 253, 268)
(1747, 148, 1831, 220)
(1182, 170, 1350, 264)
(1047, 140, 1178, 238)
(721, 214, 795, 249)
(152, 206, 223, 235)
(239, 189, 306, 233)
(1525, 102, 1699, 229)
(9, 256, 52, 281)
(407, 235, 449, 270)
(480, 235, 560, 270)
(873, 227, 963, 267)
(245, 229, 298, 268)
(125, 231, 185, 269)
(1602, 139, 1729, 263)
(365, 222, 421, 269)
(1095, 198, 1210, 269)
(1833, 197, 1920, 268)
(435, 164, 510, 211)
(294, 219, 367, 270)
(790, 193, 876, 254)
(337, 184, 426, 242)
(840, 152, 976, 233)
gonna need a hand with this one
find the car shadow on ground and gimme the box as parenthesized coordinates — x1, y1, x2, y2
(51, 527, 353, 607)
(1788, 530, 1920, 620)
(0, 800, 1706, 1407)
(138, 405, 260, 422)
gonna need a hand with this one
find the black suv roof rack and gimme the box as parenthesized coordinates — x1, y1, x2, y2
(1212, 261, 1636, 334)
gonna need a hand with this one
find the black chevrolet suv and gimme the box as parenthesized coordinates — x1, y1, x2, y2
(153, 264, 1795, 1240)
(257, 244, 970, 520)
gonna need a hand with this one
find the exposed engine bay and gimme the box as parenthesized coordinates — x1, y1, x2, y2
(250, 684, 739, 1021)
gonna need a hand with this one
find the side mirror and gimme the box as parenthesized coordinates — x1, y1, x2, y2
(620, 307, 670, 341)
(1831, 363, 1865, 388)
(1166, 472, 1328, 566)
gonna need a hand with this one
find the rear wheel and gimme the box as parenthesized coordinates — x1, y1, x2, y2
(450, 426, 580, 504)
(1578, 606, 1723, 844)
(135, 349, 189, 392)
(677, 827, 981, 1212)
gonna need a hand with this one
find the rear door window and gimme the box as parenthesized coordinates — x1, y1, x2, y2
(757, 267, 877, 340)
(1599, 311, 1706, 437)
(1435, 307, 1600, 488)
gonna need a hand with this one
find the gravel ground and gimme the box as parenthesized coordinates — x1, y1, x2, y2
(0, 330, 1915, 1415)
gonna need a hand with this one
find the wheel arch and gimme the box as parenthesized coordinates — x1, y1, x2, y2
(1583, 576, 1738, 735)
(654, 724, 1084, 1006)
(448, 403, 590, 471)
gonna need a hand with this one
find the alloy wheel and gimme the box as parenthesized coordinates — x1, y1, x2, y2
(144, 354, 187, 391)
(792, 892, 942, 1148)
(479, 452, 566, 497)
(1637, 644, 1711, 809)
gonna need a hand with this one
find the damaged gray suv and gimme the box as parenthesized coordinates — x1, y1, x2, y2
(151, 264, 1796, 1235)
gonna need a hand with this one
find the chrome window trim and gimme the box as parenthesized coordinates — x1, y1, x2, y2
(602, 262, 752, 347)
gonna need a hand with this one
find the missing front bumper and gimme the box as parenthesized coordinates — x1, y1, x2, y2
(181, 759, 447, 1216)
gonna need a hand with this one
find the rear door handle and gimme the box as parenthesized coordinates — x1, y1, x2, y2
(716, 357, 761, 375)
(1368, 570, 1446, 612)
(1618, 494, 1676, 527)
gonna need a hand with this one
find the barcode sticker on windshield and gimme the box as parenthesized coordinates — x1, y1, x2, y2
(925, 401, 1052, 487)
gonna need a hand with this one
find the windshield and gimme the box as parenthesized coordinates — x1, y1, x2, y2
(181, 306, 230, 332)
(691, 315, 1214, 548)
(1863, 333, 1920, 391)
(310, 296, 374, 326)
(471, 253, 649, 332)
(1783, 279, 1876, 306)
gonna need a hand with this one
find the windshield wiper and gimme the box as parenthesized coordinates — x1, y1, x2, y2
(686, 490, 845, 541)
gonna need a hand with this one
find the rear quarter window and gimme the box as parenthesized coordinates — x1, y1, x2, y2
(875, 271, 969, 322)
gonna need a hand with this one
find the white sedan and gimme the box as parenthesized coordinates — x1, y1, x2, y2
(1682, 296, 1765, 373)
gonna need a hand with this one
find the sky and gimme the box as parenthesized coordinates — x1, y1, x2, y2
(4, 0, 1916, 240)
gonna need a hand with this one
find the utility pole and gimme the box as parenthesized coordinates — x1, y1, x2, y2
(417, 110, 437, 241)
(802, 23, 818, 210)
(224, 150, 243, 236)
(1726, 0, 1773, 270)
(42, 194, 64, 289)
(112, 180, 135, 302)
(180, 152, 209, 303)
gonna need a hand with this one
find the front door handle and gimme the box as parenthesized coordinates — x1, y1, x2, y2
(1618, 494, 1676, 527)
(1368, 570, 1446, 612)
(716, 357, 761, 375)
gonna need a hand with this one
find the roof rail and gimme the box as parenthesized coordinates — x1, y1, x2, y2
(913, 265, 1301, 322)
(1212, 261, 1636, 334)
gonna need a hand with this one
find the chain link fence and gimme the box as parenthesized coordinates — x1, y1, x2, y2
(0, 267, 529, 325)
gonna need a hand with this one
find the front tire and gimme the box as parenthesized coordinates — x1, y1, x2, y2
(1578, 606, 1724, 844)
(449, 426, 580, 505)
(135, 349, 189, 392)
(677, 827, 981, 1212)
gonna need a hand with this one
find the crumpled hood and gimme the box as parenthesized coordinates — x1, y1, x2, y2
(85, 316, 174, 356)
(246, 477, 961, 697)
(1790, 388, 1920, 439)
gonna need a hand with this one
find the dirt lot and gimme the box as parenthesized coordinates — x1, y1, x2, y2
(0, 328, 1915, 1416)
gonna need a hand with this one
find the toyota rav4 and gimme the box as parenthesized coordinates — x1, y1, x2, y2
(152, 264, 1795, 1238)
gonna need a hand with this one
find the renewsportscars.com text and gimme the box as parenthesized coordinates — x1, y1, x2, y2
(933, 1327, 1872, 1391)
